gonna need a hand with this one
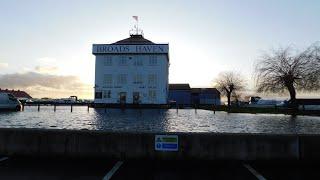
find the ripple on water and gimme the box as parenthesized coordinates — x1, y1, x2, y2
(0, 106, 319, 133)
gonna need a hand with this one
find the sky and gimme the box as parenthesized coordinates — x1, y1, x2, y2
(0, 0, 320, 99)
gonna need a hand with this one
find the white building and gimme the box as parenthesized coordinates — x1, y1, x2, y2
(92, 34, 169, 105)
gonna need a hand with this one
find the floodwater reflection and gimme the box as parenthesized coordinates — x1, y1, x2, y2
(0, 106, 319, 134)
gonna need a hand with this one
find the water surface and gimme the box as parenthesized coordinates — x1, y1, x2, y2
(0, 106, 319, 134)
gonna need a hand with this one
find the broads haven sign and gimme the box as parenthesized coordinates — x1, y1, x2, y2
(92, 44, 169, 54)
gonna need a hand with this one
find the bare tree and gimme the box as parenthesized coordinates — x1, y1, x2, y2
(255, 42, 320, 105)
(214, 72, 245, 109)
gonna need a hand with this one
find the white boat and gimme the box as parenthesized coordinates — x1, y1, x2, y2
(0, 93, 22, 111)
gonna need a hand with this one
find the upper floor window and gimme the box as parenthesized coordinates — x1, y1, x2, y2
(148, 74, 157, 85)
(103, 74, 112, 85)
(133, 74, 143, 84)
(117, 74, 127, 84)
(118, 56, 128, 66)
(134, 57, 143, 66)
(149, 55, 157, 66)
(104, 56, 112, 66)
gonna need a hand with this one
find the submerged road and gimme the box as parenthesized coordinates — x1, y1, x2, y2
(0, 157, 319, 179)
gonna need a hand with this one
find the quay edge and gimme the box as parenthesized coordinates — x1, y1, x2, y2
(0, 128, 318, 160)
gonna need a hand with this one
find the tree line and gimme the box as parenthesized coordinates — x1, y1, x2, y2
(214, 42, 320, 109)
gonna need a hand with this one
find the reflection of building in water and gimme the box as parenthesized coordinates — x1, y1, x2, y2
(92, 32, 169, 105)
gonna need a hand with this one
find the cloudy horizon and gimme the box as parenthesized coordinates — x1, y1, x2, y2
(1, 0, 320, 99)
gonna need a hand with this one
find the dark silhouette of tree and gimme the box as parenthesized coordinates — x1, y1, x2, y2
(215, 72, 245, 109)
(255, 43, 320, 105)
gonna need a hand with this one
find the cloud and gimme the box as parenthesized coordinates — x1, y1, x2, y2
(35, 65, 59, 74)
(0, 72, 92, 99)
(0, 63, 8, 69)
(36, 57, 57, 64)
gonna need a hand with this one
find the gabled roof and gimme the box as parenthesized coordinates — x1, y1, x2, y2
(169, 84, 191, 90)
(0, 89, 32, 99)
(112, 34, 155, 45)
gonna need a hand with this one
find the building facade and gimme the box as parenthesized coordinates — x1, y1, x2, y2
(168, 84, 221, 106)
(191, 88, 221, 105)
(168, 84, 192, 106)
(92, 34, 169, 105)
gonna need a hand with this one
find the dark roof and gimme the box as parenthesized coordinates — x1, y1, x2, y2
(113, 34, 155, 45)
(169, 84, 191, 90)
(191, 88, 220, 94)
(296, 99, 320, 105)
(0, 89, 32, 99)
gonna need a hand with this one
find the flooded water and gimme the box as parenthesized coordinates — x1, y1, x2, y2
(0, 106, 319, 134)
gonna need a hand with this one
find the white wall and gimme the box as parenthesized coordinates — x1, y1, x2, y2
(94, 54, 169, 104)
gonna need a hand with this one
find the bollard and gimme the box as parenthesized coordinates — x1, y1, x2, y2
(71, 104, 73, 112)
(87, 105, 89, 112)
(213, 105, 216, 114)
(38, 104, 40, 111)
(54, 104, 56, 112)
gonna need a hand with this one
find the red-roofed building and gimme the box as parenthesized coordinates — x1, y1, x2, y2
(0, 89, 32, 100)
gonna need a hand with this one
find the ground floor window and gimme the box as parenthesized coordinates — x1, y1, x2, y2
(103, 90, 111, 98)
(95, 91, 102, 99)
(133, 92, 140, 104)
(119, 92, 127, 104)
(148, 90, 157, 101)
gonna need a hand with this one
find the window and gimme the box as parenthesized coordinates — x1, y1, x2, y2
(117, 74, 127, 84)
(133, 74, 143, 84)
(104, 56, 112, 66)
(134, 57, 143, 66)
(149, 55, 157, 65)
(148, 74, 157, 85)
(8, 94, 16, 101)
(103, 90, 111, 98)
(95, 92, 102, 99)
(103, 74, 112, 85)
(148, 90, 156, 101)
(118, 56, 128, 66)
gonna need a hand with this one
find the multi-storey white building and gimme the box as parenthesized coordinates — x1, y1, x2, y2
(92, 34, 169, 105)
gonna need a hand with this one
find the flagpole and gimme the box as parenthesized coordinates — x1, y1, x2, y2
(136, 17, 139, 35)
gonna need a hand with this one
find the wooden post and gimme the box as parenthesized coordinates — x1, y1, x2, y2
(38, 104, 40, 111)
(213, 104, 216, 114)
(176, 102, 178, 113)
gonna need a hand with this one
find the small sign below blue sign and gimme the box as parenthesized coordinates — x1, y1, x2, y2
(155, 135, 178, 151)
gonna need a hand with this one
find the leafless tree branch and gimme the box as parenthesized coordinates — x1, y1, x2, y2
(254, 42, 320, 103)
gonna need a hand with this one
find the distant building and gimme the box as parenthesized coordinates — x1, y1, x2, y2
(92, 33, 169, 105)
(191, 88, 221, 105)
(168, 84, 221, 106)
(168, 84, 191, 105)
(297, 99, 320, 110)
(0, 89, 32, 101)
